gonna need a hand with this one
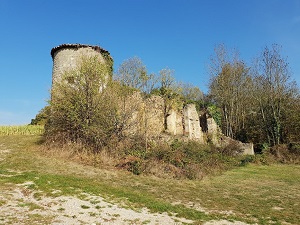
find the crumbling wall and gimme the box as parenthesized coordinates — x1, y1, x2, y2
(143, 95, 165, 137)
(183, 104, 204, 143)
(206, 117, 222, 146)
(122, 94, 205, 142)
(51, 44, 111, 92)
(201, 113, 254, 155)
(166, 109, 184, 136)
(239, 142, 254, 155)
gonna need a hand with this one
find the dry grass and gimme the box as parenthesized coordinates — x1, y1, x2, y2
(1, 135, 300, 224)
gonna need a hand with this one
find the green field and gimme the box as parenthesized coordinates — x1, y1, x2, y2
(0, 135, 299, 224)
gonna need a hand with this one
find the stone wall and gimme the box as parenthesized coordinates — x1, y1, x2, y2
(166, 109, 184, 136)
(120, 93, 206, 143)
(239, 142, 254, 155)
(144, 95, 165, 137)
(206, 117, 222, 146)
(51, 44, 111, 90)
(183, 104, 204, 142)
(122, 93, 165, 138)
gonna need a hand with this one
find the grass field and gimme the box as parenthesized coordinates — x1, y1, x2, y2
(0, 135, 299, 224)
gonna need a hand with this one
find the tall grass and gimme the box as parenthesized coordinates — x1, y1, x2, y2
(0, 125, 44, 136)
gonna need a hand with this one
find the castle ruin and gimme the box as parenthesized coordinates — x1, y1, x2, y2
(50, 43, 254, 155)
(51, 43, 112, 86)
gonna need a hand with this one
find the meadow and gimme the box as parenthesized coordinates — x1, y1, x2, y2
(0, 133, 299, 224)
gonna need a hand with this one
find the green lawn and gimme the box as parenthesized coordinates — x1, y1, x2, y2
(0, 135, 299, 224)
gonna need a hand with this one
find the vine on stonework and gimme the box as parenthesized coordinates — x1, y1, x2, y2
(101, 51, 114, 75)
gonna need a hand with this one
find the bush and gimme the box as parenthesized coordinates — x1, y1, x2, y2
(288, 142, 300, 155)
(117, 156, 144, 175)
(240, 155, 255, 166)
(121, 139, 245, 179)
(269, 144, 300, 164)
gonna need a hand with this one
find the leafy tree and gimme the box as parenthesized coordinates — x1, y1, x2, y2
(47, 55, 147, 152)
(283, 95, 300, 142)
(46, 55, 117, 150)
(251, 44, 298, 145)
(30, 106, 50, 125)
(209, 44, 251, 140)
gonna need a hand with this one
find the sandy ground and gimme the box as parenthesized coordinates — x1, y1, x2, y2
(0, 143, 251, 225)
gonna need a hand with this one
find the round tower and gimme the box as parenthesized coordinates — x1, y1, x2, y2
(50, 43, 113, 93)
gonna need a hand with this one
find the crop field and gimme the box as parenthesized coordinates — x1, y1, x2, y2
(0, 125, 44, 136)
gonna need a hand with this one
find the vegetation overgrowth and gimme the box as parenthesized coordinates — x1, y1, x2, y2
(44, 137, 254, 179)
(0, 135, 299, 224)
(30, 46, 300, 177)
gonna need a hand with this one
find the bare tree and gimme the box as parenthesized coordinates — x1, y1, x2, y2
(178, 82, 203, 102)
(115, 57, 158, 94)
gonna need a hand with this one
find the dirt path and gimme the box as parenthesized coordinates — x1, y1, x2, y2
(0, 183, 194, 224)
(0, 183, 251, 225)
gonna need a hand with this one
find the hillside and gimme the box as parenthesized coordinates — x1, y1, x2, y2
(0, 135, 299, 224)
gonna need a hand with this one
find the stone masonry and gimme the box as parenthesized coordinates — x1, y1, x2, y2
(51, 44, 112, 89)
(183, 104, 204, 142)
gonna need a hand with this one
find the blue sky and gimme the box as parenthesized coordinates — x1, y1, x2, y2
(0, 0, 300, 125)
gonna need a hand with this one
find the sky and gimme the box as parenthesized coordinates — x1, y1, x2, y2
(0, 0, 300, 125)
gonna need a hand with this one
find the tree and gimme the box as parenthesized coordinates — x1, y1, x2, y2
(155, 68, 182, 130)
(209, 44, 251, 140)
(251, 44, 298, 145)
(282, 94, 300, 142)
(46, 55, 116, 150)
(115, 57, 157, 94)
(30, 106, 50, 125)
(178, 82, 203, 102)
(47, 55, 148, 152)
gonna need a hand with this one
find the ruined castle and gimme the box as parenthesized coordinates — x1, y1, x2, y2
(50, 43, 254, 155)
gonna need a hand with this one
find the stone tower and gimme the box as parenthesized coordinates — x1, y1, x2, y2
(50, 43, 112, 94)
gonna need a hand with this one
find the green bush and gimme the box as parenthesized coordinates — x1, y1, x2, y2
(240, 155, 255, 166)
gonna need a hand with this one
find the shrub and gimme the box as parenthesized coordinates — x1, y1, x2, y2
(288, 142, 300, 155)
(269, 144, 300, 164)
(240, 155, 255, 166)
